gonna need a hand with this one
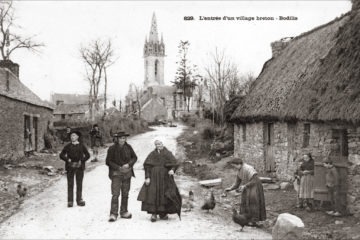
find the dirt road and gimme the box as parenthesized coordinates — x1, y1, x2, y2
(0, 126, 271, 239)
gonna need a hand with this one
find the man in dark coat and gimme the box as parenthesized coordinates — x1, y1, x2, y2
(59, 130, 90, 207)
(61, 126, 72, 144)
(105, 131, 137, 222)
(89, 124, 103, 162)
(137, 138, 181, 222)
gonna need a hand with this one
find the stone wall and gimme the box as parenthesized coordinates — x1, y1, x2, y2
(234, 123, 265, 172)
(234, 121, 360, 215)
(0, 95, 53, 161)
(347, 127, 360, 217)
(141, 97, 167, 122)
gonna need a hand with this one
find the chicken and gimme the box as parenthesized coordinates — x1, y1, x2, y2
(201, 190, 216, 213)
(17, 184, 27, 199)
(183, 190, 195, 212)
(232, 208, 251, 231)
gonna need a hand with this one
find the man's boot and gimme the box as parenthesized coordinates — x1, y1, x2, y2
(120, 197, 132, 219)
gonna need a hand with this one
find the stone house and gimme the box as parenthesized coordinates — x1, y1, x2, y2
(51, 93, 105, 121)
(231, 7, 360, 216)
(0, 60, 54, 160)
(53, 103, 89, 121)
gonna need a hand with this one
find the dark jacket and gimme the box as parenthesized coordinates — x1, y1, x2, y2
(59, 142, 90, 170)
(90, 129, 103, 148)
(143, 147, 179, 178)
(105, 142, 137, 179)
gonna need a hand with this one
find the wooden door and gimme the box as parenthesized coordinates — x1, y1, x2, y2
(24, 115, 31, 151)
(264, 123, 275, 172)
(33, 117, 38, 151)
(332, 129, 348, 214)
(314, 129, 348, 213)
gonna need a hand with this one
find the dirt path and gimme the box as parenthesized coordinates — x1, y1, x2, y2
(0, 125, 271, 239)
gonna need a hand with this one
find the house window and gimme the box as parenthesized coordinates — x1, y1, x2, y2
(61, 114, 65, 120)
(303, 123, 311, 147)
(173, 95, 177, 109)
(242, 124, 246, 142)
(155, 60, 159, 75)
(56, 100, 64, 106)
(161, 97, 165, 106)
(179, 95, 183, 108)
(267, 123, 274, 145)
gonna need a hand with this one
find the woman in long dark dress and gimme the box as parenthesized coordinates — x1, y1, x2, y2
(225, 158, 266, 225)
(137, 139, 181, 222)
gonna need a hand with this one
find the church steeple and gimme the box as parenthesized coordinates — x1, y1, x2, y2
(149, 12, 159, 43)
(143, 12, 165, 88)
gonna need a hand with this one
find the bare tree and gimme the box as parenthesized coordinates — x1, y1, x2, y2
(0, 1, 44, 60)
(204, 47, 238, 126)
(80, 39, 114, 121)
(131, 83, 143, 119)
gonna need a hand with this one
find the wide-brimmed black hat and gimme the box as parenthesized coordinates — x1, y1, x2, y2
(70, 130, 82, 137)
(113, 131, 130, 137)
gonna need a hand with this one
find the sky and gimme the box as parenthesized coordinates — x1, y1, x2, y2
(10, 0, 352, 102)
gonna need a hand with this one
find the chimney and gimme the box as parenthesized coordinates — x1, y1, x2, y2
(0, 60, 19, 78)
(270, 37, 293, 58)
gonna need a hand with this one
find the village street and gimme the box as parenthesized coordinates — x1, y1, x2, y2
(0, 126, 270, 239)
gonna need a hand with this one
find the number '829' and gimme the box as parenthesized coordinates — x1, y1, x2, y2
(184, 16, 194, 20)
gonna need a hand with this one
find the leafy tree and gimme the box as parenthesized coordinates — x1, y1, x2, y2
(173, 40, 200, 112)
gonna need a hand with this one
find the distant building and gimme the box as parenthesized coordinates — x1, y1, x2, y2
(126, 13, 203, 122)
(0, 60, 54, 160)
(51, 93, 105, 121)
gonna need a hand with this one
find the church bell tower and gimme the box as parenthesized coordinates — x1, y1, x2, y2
(143, 13, 165, 88)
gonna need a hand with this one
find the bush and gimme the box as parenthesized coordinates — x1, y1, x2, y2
(202, 127, 215, 140)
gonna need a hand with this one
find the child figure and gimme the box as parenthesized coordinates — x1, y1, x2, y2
(323, 158, 341, 216)
(294, 168, 301, 208)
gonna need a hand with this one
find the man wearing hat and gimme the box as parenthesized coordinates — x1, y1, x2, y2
(60, 130, 90, 207)
(106, 131, 137, 222)
(89, 124, 103, 162)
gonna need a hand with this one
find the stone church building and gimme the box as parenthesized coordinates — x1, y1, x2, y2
(126, 13, 202, 122)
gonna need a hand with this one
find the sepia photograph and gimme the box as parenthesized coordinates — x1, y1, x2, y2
(0, 0, 359, 239)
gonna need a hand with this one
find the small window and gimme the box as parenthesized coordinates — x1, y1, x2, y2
(303, 123, 311, 147)
(242, 124, 246, 142)
(61, 114, 65, 120)
(173, 95, 177, 109)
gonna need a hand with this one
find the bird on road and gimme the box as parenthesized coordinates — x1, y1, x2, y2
(183, 190, 195, 212)
(232, 208, 251, 231)
(17, 184, 27, 199)
(201, 190, 216, 213)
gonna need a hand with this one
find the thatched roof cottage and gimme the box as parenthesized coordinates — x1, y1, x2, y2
(230, 6, 360, 216)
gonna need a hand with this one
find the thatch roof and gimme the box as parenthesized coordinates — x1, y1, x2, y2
(0, 68, 53, 110)
(232, 9, 360, 125)
(54, 103, 89, 115)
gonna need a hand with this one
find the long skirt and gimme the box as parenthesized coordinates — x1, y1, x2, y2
(137, 166, 180, 215)
(299, 175, 314, 199)
(240, 175, 266, 222)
